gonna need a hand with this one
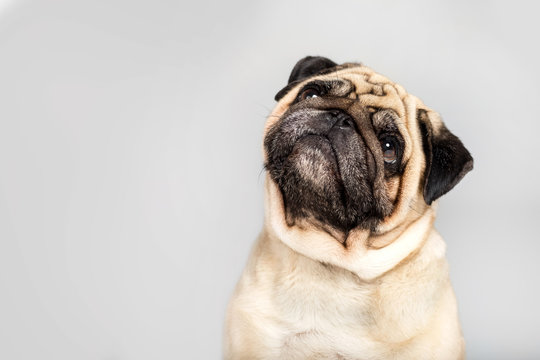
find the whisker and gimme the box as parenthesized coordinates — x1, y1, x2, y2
(258, 166, 266, 181)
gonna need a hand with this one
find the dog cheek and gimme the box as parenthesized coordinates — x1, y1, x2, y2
(287, 145, 338, 194)
(385, 177, 401, 203)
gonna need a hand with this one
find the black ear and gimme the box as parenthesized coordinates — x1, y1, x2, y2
(418, 110, 474, 205)
(274, 56, 338, 101)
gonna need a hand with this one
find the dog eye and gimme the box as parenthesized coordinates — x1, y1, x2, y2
(300, 88, 320, 100)
(381, 137, 398, 164)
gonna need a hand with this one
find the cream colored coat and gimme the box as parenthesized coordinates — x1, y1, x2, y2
(224, 65, 465, 360)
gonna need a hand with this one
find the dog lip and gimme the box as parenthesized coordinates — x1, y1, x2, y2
(326, 138, 345, 183)
(291, 133, 344, 183)
(294, 134, 336, 160)
(265, 107, 364, 190)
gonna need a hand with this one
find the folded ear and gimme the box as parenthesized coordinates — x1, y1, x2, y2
(274, 56, 338, 101)
(418, 109, 474, 205)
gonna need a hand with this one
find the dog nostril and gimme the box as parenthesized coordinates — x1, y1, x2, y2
(327, 109, 354, 129)
(329, 110, 341, 117)
(335, 116, 354, 128)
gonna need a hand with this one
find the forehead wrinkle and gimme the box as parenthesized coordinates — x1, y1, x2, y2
(372, 110, 400, 131)
(302, 78, 354, 97)
(268, 65, 419, 162)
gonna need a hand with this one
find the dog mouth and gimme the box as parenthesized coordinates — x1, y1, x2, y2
(265, 107, 361, 175)
(289, 134, 344, 184)
(264, 105, 388, 232)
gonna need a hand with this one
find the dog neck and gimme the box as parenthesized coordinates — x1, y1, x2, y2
(264, 176, 438, 281)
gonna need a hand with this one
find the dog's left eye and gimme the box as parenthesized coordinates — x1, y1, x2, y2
(300, 88, 320, 100)
(381, 137, 398, 164)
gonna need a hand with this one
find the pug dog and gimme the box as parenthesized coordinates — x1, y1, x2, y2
(224, 56, 473, 360)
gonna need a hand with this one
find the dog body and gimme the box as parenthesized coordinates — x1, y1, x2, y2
(225, 57, 472, 360)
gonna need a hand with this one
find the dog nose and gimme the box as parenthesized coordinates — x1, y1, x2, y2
(329, 110, 354, 129)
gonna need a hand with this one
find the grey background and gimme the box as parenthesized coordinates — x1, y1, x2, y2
(0, 0, 539, 359)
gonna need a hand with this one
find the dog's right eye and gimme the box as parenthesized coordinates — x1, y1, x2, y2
(300, 88, 320, 100)
(381, 137, 398, 164)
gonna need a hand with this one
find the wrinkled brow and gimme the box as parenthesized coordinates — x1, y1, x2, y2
(371, 109, 401, 133)
(297, 79, 354, 98)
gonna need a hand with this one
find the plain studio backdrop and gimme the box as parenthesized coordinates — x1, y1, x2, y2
(1, 0, 539, 359)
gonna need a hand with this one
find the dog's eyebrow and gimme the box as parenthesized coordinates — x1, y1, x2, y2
(372, 109, 400, 132)
(297, 79, 353, 98)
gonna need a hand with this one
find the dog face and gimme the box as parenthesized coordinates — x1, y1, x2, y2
(264, 56, 473, 238)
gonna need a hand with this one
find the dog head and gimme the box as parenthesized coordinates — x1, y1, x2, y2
(263, 56, 473, 251)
